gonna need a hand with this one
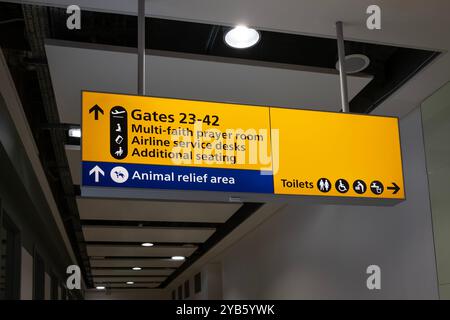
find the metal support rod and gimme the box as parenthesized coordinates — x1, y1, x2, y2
(336, 21, 350, 113)
(138, 0, 145, 95)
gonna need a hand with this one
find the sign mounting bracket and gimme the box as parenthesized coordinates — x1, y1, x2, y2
(138, 0, 146, 96)
(336, 21, 350, 113)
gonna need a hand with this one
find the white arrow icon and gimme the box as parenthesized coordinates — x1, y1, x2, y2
(89, 165, 104, 183)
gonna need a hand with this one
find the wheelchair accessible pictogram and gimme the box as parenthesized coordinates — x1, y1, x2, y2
(335, 179, 349, 193)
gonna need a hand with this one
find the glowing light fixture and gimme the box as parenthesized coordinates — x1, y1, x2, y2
(171, 256, 185, 261)
(141, 242, 154, 247)
(224, 25, 260, 49)
(68, 128, 81, 138)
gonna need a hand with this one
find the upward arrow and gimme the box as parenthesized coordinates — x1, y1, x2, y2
(89, 104, 104, 120)
(89, 165, 105, 183)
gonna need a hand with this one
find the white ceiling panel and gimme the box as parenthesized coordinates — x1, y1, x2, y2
(91, 269, 173, 276)
(83, 225, 215, 243)
(90, 259, 182, 268)
(94, 276, 166, 282)
(94, 283, 160, 288)
(46, 42, 372, 125)
(76, 197, 239, 223)
(19, 0, 449, 49)
(86, 244, 197, 257)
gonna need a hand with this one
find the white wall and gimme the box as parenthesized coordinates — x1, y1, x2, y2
(218, 107, 439, 299)
(45, 272, 51, 300)
(189, 263, 223, 300)
(58, 285, 62, 300)
(20, 247, 33, 300)
(421, 81, 450, 299)
(85, 289, 169, 300)
(205, 264, 223, 299)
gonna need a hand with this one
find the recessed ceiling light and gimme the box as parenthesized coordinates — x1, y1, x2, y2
(141, 242, 154, 247)
(126, 281, 134, 285)
(224, 25, 260, 49)
(96, 286, 105, 290)
(132, 267, 142, 271)
(68, 128, 81, 138)
(171, 256, 185, 261)
(335, 54, 370, 74)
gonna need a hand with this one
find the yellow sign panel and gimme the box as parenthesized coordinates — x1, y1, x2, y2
(82, 91, 405, 201)
(82, 91, 272, 171)
(270, 108, 405, 199)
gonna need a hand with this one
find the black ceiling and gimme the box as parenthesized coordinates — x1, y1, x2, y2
(46, 6, 439, 114)
(0, 3, 438, 113)
(1, 1, 440, 116)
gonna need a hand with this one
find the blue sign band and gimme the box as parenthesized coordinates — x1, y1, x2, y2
(83, 161, 274, 193)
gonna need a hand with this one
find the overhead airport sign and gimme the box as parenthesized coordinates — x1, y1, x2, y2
(81, 91, 405, 200)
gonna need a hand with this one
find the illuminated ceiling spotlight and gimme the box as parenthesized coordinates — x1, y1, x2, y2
(224, 25, 260, 49)
(141, 242, 154, 247)
(171, 256, 185, 261)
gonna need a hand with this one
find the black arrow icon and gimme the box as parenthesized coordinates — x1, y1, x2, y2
(387, 182, 400, 194)
(89, 104, 104, 120)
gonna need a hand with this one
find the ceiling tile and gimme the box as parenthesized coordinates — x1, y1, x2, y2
(83, 225, 215, 243)
(90, 258, 182, 268)
(86, 244, 197, 257)
(76, 196, 239, 223)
